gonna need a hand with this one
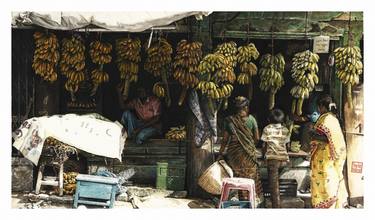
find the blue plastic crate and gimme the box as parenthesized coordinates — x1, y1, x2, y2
(221, 201, 252, 209)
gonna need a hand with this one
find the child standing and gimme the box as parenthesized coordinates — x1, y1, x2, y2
(261, 109, 290, 208)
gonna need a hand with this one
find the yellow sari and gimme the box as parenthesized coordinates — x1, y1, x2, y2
(310, 112, 348, 208)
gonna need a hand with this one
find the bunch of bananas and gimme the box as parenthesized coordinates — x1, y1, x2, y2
(116, 37, 142, 98)
(32, 32, 59, 82)
(290, 50, 320, 115)
(196, 82, 233, 100)
(89, 40, 112, 65)
(145, 38, 173, 106)
(63, 172, 78, 195)
(214, 41, 238, 68)
(144, 38, 173, 77)
(259, 53, 285, 110)
(173, 40, 203, 105)
(165, 126, 186, 141)
(334, 46, 363, 108)
(153, 82, 166, 98)
(236, 43, 260, 101)
(90, 40, 112, 95)
(197, 53, 236, 112)
(60, 35, 86, 93)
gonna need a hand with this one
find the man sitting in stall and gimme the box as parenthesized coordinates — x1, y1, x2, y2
(117, 86, 162, 145)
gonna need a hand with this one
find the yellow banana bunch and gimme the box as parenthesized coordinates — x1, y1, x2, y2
(63, 172, 78, 195)
(173, 40, 203, 105)
(32, 31, 59, 82)
(89, 40, 112, 65)
(165, 126, 186, 141)
(144, 38, 173, 77)
(116, 37, 142, 98)
(91, 69, 109, 84)
(334, 46, 363, 108)
(153, 82, 166, 98)
(290, 50, 320, 115)
(144, 38, 173, 107)
(259, 53, 285, 110)
(214, 41, 238, 68)
(90, 40, 112, 95)
(236, 43, 260, 101)
(60, 35, 86, 93)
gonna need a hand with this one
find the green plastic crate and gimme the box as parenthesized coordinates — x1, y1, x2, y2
(156, 162, 186, 191)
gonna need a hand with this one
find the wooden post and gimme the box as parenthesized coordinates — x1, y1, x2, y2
(186, 112, 215, 198)
(344, 84, 364, 206)
(35, 164, 45, 194)
(59, 163, 64, 196)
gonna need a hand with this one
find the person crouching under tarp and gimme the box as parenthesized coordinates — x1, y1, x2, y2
(117, 86, 162, 144)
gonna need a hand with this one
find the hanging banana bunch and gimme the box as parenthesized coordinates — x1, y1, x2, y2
(63, 172, 78, 195)
(290, 50, 320, 115)
(89, 40, 112, 96)
(59, 35, 86, 101)
(32, 31, 59, 83)
(145, 38, 173, 107)
(173, 40, 203, 106)
(259, 53, 285, 110)
(334, 46, 363, 109)
(115, 37, 141, 100)
(153, 82, 166, 98)
(236, 43, 260, 101)
(165, 126, 186, 141)
(197, 53, 235, 112)
(212, 41, 238, 110)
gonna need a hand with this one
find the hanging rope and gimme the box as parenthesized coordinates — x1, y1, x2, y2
(247, 12, 250, 44)
(304, 11, 309, 49)
(348, 12, 353, 47)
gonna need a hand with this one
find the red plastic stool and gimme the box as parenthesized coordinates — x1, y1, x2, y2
(219, 177, 256, 209)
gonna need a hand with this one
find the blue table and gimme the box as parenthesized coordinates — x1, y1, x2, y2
(73, 174, 118, 208)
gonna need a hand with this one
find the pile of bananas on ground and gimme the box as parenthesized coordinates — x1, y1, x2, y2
(60, 35, 86, 94)
(334, 46, 363, 108)
(165, 126, 186, 141)
(145, 38, 173, 106)
(214, 41, 238, 68)
(153, 82, 166, 98)
(236, 43, 260, 101)
(67, 101, 97, 109)
(32, 31, 59, 82)
(115, 37, 142, 98)
(259, 53, 285, 110)
(63, 172, 78, 195)
(173, 40, 203, 105)
(290, 50, 320, 115)
(90, 40, 112, 95)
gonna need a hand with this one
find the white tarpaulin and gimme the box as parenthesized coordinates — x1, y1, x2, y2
(12, 11, 211, 32)
(12, 114, 127, 165)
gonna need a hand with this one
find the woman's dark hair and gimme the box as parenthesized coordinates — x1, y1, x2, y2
(318, 94, 338, 114)
(269, 109, 285, 124)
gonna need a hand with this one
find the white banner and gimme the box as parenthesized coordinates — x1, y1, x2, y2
(12, 114, 127, 165)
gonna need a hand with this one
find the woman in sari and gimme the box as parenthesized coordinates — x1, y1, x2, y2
(310, 94, 348, 208)
(218, 96, 264, 207)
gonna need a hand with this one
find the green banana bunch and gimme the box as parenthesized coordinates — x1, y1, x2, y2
(290, 50, 320, 115)
(259, 53, 285, 109)
(334, 46, 363, 108)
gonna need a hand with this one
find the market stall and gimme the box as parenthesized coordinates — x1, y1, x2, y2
(11, 11, 363, 209)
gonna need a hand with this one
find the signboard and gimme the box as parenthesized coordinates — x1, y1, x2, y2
(313, 36, 330, 53)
